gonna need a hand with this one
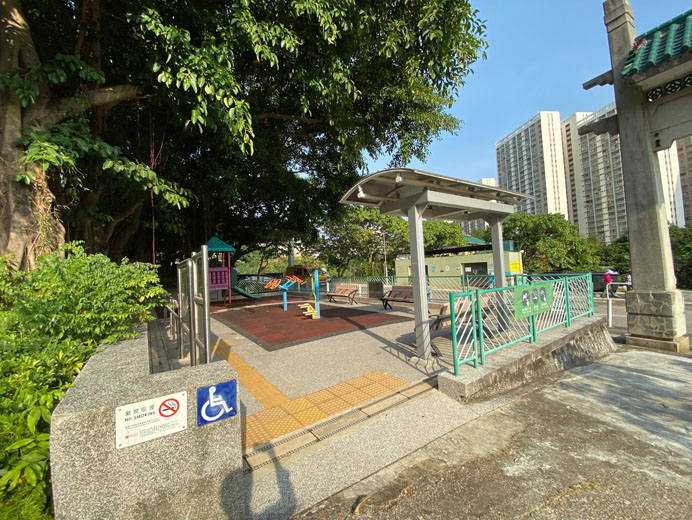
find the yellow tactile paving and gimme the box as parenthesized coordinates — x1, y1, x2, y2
(347, 376, 377, 389)
(280, 397, 314, 414)
(212, 340, 289, 409)
(329, 382, 360, 396)
(292, 406, 329, 426)
(360, 383, 393, 397)
(220, 338, 411, 450)
(315, 397, 352, 415)
(243, 416, 273, 448)
(252, 406, 288, 424)
(341, 390, 372, 406)
(265, 415, 303, 437)
(305, 389, 337, 404)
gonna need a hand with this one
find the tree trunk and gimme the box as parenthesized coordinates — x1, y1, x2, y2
(0, 0, 63, 268)
(1, 0, 144, 267)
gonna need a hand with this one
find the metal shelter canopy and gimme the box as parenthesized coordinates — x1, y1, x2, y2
(340, 168, 531, 360)
(340, 168, 526, 222)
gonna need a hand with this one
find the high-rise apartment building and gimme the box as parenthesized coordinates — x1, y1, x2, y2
(675, 136, 692, 225)
(495, 111, 569, 219)
(561, 111, 593, 233)
(561, 102, 685, 244)
(462, 177, 497, 235)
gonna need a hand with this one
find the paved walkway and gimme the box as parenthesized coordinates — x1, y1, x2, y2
(206, 301, 449, 451)
(295, 349, 692, 519)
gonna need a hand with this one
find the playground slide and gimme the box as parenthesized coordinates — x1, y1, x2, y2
(231, 286, 261, 299)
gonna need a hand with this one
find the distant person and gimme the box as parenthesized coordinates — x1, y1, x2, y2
(602, 270, 616, 298)
(623, 271, 632, 291)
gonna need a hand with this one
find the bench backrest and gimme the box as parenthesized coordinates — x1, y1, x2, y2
(431, 298, 471, 330)
(334, 284, 358, 294)
(388, 285, 414, 300)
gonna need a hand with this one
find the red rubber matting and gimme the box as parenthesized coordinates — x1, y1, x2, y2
(213, 303, 412, 351)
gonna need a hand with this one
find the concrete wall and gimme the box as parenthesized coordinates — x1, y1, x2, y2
(438, 317, 618, 402)
(394, 251, 523, 277)
(50, 329, 244, 520)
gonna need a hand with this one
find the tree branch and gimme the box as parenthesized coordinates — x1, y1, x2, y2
(103, 198, 144, 245)
(26, 84, 147, 128)
(255, 113, 323, 124)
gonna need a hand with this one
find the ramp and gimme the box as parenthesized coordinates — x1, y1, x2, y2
(244, 380, 531, 520)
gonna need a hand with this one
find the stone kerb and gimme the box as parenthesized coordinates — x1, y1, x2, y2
(438, 317, 618, 402)
(50, 330, 244, 520)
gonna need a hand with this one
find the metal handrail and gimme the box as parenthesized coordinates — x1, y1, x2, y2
(605, 282, 630, 327)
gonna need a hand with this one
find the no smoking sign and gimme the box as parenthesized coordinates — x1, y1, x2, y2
(159, 398, 180, 418)
(115, 392, 187, 449)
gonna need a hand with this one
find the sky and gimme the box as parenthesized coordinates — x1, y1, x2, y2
(368, 0, 692, 183)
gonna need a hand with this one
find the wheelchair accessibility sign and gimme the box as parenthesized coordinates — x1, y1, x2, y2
(197, 380, 237, 426)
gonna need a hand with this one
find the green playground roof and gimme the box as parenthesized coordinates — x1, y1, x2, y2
(464, 236, 486, 245)
(206, 236, 235, 252)
(622, 8, 692, 78)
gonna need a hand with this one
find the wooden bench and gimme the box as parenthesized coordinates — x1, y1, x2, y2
(326, 284, 358, 305)
(429, 294, 494, 331)
(381, 285, 415, 309)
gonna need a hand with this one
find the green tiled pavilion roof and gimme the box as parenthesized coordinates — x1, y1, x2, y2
(622, 8, 692, 78)
(206, 236, 235, 252)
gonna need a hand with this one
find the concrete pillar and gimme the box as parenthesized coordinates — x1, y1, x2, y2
(603, 0, 688, 351)
(489, 217, 507, 288)
(407, 202, 431, 358)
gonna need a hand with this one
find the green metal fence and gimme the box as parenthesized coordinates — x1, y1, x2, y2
(449, 273, 594, 375)
(326, 273, 522, 301)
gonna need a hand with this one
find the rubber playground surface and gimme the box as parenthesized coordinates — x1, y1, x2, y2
(213, 301, 412, 350)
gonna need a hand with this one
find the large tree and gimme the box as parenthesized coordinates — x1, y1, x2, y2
(486, 212, 599, 273)
(1, 1, 487, 268)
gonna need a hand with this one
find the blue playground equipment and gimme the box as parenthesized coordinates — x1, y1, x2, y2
(264, 270, 321, 319)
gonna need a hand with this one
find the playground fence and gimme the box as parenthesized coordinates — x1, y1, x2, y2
(449, 273, 593, 375)
(325, 274, 523, 301)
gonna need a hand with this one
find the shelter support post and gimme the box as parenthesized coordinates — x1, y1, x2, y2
(604, 0, 687, 351)
(489, 217, 507, 288)
(407, 202, 431, 359)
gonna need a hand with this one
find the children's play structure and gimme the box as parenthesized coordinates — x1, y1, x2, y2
(206, 237, 260, 303)
(264, 269, 321, 320)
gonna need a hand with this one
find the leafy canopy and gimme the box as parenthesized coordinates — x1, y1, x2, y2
(6, 0, 487, 263)
(487, 213, 599, 273)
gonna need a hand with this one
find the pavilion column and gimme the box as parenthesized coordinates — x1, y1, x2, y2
(489, 217, 507, 288)
(407, 202, 431, 359)
(604, 0, 687, 350)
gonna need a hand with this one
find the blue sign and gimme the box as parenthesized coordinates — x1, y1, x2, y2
(197, 380, 237, 426)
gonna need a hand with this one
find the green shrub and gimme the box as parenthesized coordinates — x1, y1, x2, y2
(0, 243, 167, 517)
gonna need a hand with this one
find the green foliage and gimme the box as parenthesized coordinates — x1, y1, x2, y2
(309, 207, 466, 276)
(0, 244, 167, 514)
(422, 220, 466, 250)
(574, 225, 692, 290)
(310, 207, 408, 276)
(670, 225, 692, 289)
(496, 213, 600, 273)
(0, 54, 105, 109)
(9, 0, 488, 262)
(595, 234, 630, 274)
(15, 116, 190, 209)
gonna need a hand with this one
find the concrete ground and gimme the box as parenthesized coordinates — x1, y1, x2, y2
(295, 349, 692, 520)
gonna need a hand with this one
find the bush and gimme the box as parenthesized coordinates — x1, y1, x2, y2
(0, 244, 167, 517)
